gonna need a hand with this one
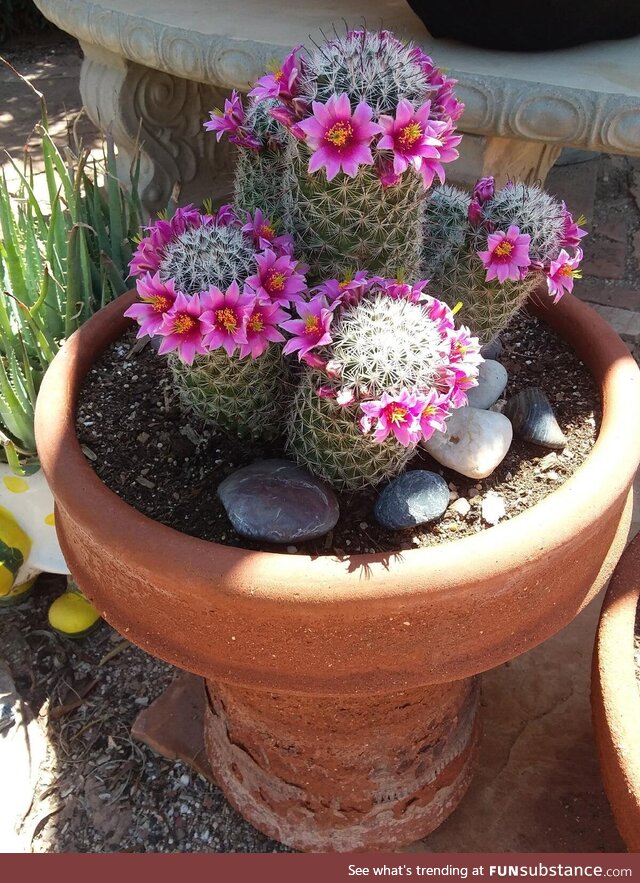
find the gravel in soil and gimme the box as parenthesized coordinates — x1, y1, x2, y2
(0, 576, 288, 853)
(76, 307, 601, 556)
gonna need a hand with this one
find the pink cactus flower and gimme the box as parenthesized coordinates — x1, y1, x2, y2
(156, 292, 208, 365)
(423, 296, 455, 333)
(297, 94, 381, 181)
(376, 154, 402, 188)
(315, 270, 371, 306)
(473, 176, 495, 204)
(418, 120, 462, 188)
(336, 387, 356, 407)
(560, 204, 588, 248)
(203, 90, 245, 140)
(418, 389, 451, 441)
(359, 390, 424, 447)
(246, 249, 307, 307)
(478, 225, 532, 283)
(269, 104, 300, 130)
(237, 297, 288, 359)
(378, 99, 444, 178)
(432, 77, 465, 123)
(124, 273, 179, 338)
(467, 198, 484, 227)
(241, 210, 293, 255)
(282, 296, 334, 359)
(249, 45, 303, 102)
(301, 351, 329, 370)
(448, 366, 480, 408)
(376, 277, 429, 304)
(446, 326, 484, 368)
(129, 205, 214, 277)
(545, 248, 583, 303)
(200, 282, 252, 356)
(316, 385, 336, 399)
(214, 204, 240, 227)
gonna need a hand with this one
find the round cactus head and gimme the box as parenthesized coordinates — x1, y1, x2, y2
(207, 32, 464, 283)
(300, 30, 430, 114)
(285, 275, 482, 489)
(126, 203, 306, 440)
(423, 179, 586, 343)
(158, 224, 257, 295)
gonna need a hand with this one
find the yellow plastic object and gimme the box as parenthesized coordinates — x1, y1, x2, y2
(0, 576, 36, 607)
(0, 506, 32, 598)
(48, 591, 101, 638)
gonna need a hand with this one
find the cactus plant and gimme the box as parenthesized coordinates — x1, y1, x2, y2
(285, 278, 482, 489)
(158, 223, 257, 294)
(170, 345, 291, 441)
(423, 180, 581, 343)
(233, 99, 290, 221)
(126, 205, 305, 440)
(206, 31, 463, 283)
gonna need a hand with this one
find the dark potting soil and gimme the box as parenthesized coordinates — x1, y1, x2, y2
(76, 308, 601, 557)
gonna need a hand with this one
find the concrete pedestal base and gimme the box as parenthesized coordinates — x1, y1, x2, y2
(450, 134, 562, 189)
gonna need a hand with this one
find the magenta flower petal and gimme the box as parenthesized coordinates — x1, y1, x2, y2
(477, 225, 531, 284)
(297, 93, 380, 180)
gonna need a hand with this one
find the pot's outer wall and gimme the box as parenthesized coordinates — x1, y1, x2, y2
(37, 291, 640, 694)
(592, 534, 640, 852)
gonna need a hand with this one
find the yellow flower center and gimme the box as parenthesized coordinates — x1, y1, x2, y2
(398, 121, 422, 148)
(174, 314, 196, 334)
(559, 264, 576, 277)
(151, 295, 170, 312)
(386, 405, 408, 425)
(216, 307, 237, 332)
(248, 312, 264, 332)
(494, 240, 514, 258)
(422, 404, 436, 417)
(267, 270, 286, 292)
(304, 315, 320, 334)
(274, 69, 284, 82)
(325, 121, 353, 148)
(259, 223, 275, 239)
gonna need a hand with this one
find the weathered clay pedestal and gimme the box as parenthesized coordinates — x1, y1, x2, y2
(133, 674, 480, 851)
(35, 291, 640, 854)
(204, 678, 480, 851)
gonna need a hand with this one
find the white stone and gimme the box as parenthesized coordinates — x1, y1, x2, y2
(450, 497, 471, 517)
(482, 492, 507, 525)
(466, 360, 508, 410)
(423, 407, 513, 479)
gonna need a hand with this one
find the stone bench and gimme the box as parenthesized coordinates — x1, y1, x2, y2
(34, 0, 640, 213)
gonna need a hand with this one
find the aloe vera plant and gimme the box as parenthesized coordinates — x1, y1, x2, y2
(0, 66, 143, 469)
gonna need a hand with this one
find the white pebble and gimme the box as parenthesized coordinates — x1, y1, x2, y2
(481, 493, 506, 525)
(422, 407, 513, 479)
(450, 497, 471, 517)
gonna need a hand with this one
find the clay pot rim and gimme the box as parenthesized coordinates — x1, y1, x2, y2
(35, 289, 640, 605)
(592, 533, 640, 851)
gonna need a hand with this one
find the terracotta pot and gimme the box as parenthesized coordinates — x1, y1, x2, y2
(35, 289, 640, 851)
(592, 533, 640, 852)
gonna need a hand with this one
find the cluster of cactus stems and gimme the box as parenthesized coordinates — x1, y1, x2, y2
(125, 203, 303, 440)
(125, 28, 586, 491)
(423, 178, 585, 343)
